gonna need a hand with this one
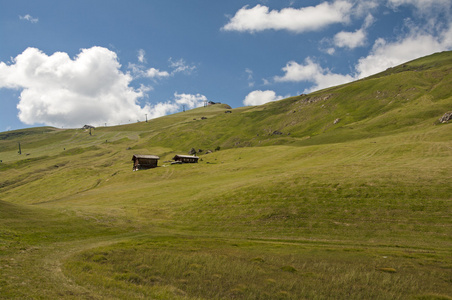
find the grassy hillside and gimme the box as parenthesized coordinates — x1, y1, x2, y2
(0, 51, 451, 299)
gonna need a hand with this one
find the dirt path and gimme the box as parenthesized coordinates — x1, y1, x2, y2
(1, 233, 141, 299)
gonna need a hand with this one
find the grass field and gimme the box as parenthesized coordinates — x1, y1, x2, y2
(1, 52, 451, 299)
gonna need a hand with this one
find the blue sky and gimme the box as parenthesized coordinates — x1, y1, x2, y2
(1, 0, 451, 131)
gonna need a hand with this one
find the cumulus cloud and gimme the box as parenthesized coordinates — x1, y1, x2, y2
(146, 101, 179, 119)
(243, 90, 284, 106)
(273, 23, 452, 93)
(333, 14, 374, 49)
(356, 24, 452, 78)
(0, 47, 150, 127)
(146, 68, 170, 78)
(222, 1, 352, 33)
(139, 92, 208, 119)
(334, 29, 367, 49)
(174, 92, 207, 109)
(0, 47, 207, 128)
(274, 58, 354, 93)
(19, 14, 38, 23)
(224, 0, 451, 94)
(273, 7, 452, 92)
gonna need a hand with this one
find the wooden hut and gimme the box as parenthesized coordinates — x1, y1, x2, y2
(132, 154, 159, 171)
(172, 155, 199, 163)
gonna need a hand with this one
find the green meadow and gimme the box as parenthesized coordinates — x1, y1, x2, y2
(1, 52, 451, 299)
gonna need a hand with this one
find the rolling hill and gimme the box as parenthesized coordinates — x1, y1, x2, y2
(0, 51, 451, 299)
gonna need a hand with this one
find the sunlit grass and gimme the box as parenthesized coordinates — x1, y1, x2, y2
(63, 237, 451, 299)
(1, 52, 451, 299)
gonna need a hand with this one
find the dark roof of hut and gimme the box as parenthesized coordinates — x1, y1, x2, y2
(132, 154, 160, 161)
(174, 155, 199, 159)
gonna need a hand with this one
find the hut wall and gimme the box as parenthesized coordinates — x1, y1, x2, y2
(134, 158, 158, 170)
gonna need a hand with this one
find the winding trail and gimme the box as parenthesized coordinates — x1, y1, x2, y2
(3, 233, 142, 299)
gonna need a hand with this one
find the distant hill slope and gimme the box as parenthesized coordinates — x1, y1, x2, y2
(0, 51, 449, 202)
(136, 51, 452, 150)
(1, 51, 451, 156)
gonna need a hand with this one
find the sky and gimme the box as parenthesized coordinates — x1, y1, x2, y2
(1, 0, 451, 131)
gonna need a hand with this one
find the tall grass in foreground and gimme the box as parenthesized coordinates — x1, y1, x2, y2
(64, 237, 451, 299)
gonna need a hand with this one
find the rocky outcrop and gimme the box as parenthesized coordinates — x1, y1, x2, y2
(439, 112, 452, 123)
(300, 94, 333, 104)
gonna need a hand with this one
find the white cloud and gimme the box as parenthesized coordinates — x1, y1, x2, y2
(137, 84, 153, 94)
(0, 47, 150, 127)
(386, 0, 451, 32)
(363, 13, 375, 28)
(387, 0, 452, 12)
(146, 101, 179, 119)
(19, 14, 38, 23)
(274, 58, 354, 93)
(128, 63, 170, 79)
(222, 1, 352, 33)
(333, 14, 374, 49)
(0, 47, 206, 128)
(353, 0, 379, 17)
(350, 0, 452, 78)
(137, 49, 146, 63)
(326, 47, 336, 55)
(275, 59, 322, 82)
(334, 29, 367, 49)
(146, 68, 170, 78)
(273, 23, 452, 93)
(140, 92, 208, 119)
(174, 92, 207, 109)
(356, 24, 452, 78)
(130, 54, 194, 80)
(274, 14, 452, 92)
(169, 58, 196, 74)
(243, 90, 283, 106)
(245, 68, 255, 87)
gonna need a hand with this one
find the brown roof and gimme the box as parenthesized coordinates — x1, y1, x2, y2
(132, 154, 160, 160)
(173, 155, 199, 159)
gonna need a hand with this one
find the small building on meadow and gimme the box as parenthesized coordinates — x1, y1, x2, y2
(172, 155, 199, 164)
(132, 154, 159, 171)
